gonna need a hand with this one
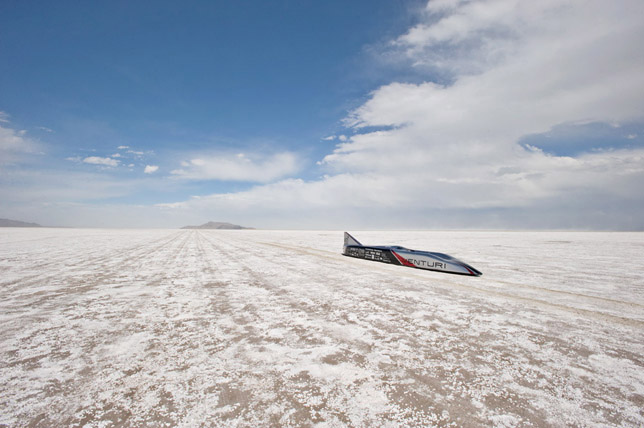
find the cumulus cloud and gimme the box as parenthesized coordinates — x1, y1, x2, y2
(1, 126, 33, 153)
(144, 165, 159, 174)
(83, 156, 119, 167)
(321, 0, 644, 197)
(157, 0, 644, 229)
(324, 1, 643, 215)
(0, 121, 43, 164)
(322, 135, 348, 142)
(171, 152, 300, 183)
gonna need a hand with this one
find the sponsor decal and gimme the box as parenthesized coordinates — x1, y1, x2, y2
(407, 258, 445, 269)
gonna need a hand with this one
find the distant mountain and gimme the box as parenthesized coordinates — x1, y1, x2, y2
(0, 218, 42, 227)
(181, 221, 253, 230)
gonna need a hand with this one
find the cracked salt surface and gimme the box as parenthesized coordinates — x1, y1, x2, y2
(1, 229, 643, 427)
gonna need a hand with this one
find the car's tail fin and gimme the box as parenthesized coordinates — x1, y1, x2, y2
(344, 232, 362, 247)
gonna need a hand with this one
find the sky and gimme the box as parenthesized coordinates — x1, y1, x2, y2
(1, 0, 644, 230)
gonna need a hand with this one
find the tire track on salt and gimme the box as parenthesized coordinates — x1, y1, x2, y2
(0, 231, 186, 326)
(0, 230, 213, 428)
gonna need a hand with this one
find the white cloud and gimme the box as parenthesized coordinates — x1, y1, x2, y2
(322, 135, 348, 142)
(83, 156, 119, 167)
(144, 165, 159, 174)
(0, 123, 43, 164)
(171, 151, 300, 183)
(1, 126, 31, 153)
(316, 0, 644, 211)
(117, 145, 129, 149)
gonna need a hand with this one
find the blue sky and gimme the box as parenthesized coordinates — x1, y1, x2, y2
(2, 0, 644, 229)
(2, 2, 415, 164)
(1, 0, 423, 204)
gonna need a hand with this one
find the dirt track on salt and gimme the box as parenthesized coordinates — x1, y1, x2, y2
(1, 229, 643, 427)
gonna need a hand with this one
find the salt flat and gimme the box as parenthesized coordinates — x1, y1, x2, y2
(1, 229, 643, 427)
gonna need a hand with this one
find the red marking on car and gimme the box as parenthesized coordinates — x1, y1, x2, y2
(391, 251, 415, 267)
